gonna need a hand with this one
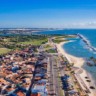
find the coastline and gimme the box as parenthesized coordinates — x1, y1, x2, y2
(56, 41, 96, 96)
(56, 41, 85, 67)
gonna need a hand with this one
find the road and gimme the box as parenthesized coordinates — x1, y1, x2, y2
(48, 55, 62, 96)
(38, 38, 64, 96)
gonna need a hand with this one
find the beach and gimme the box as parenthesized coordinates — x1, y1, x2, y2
(56, 41, 96, 96)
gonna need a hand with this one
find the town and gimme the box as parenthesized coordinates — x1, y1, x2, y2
(0, 34, 95, 96)
(1, 0, 96, 96)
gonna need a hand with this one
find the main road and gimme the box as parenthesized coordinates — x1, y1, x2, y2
(48, 55, 62, 96)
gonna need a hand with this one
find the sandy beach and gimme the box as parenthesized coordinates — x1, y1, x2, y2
(56, 41, 96, 96)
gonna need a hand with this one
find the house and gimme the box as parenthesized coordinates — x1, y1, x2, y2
(36, 79, 47, 85)
(16, 91, 25, 96)
(32, 85, 47, 96)
(31, 93, 41, 96)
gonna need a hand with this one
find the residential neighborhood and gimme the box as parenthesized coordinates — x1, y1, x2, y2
(0, 45, 48, 96)
(0, 34, 95, 96)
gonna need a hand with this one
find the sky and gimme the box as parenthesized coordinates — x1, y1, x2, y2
(0, 0, 96, 28)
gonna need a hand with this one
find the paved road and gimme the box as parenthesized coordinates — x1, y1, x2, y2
(48, 55, 61, 96)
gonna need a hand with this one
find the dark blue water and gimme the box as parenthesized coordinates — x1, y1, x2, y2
(38, 29, 96, 58)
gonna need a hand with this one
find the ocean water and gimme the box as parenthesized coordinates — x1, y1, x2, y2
(38, 29, 96, 84)
(38, 29, 96, 58)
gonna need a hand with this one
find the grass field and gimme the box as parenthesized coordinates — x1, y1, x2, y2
(53, 39, 68, 44)
(46, 49, 56, 53)
(18, 38, 48, 45)
(53, 35, 76, 44)
(53, 35, 75, 44)
(0, 35, 48, 51)
(0, 48, 11, 55)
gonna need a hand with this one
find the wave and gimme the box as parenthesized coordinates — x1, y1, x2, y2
(77, 33, 96, 53)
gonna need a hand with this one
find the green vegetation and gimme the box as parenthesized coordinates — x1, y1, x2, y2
(0, 34, 76, 54)
(13, 35, 48, 46)
(53, 35, 76, 44)
(53, 39, 68, 43)
(44, 44, 57, 53)
(18, 38, 48, 45)
(0, 35, 48, 54)
(54, 35, 76, 39)
(44, 44, 52, 50)
(46, 49, 56, 53)
(0, 48, 11, 55)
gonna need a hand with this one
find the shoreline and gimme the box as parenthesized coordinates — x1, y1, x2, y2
(56, 41, 85, 67)
(56, 41, 96, 96)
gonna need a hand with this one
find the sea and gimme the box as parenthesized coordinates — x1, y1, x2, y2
(37, 29, 96, 58)
(37, 29, 96, 84)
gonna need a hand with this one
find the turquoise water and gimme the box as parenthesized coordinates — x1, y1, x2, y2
(38, 29, 96, 58)
(38, 29, 96, 85)
(63, 37, 96, 58)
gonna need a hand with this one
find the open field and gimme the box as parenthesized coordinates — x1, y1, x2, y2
(53, 35, 76, 44)
(44, 44, 52, 49)
(0, 35, 48, 51)
(46, 49, 56, 53)
(0, 48, 10, 55)
(18, 38, 48, 45)
(53, 39, 68, 43)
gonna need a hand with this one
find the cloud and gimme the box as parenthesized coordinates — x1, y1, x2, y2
(86, 22, 96, 26)
(65, 21, 96, 28)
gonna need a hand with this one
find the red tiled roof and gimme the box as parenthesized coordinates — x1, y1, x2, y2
(17, 91, 25, 96)
(31, 93, 41, 96)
